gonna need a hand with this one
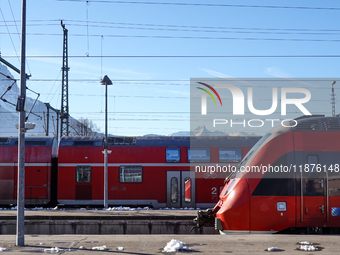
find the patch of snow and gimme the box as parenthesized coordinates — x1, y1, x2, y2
(299, 245, 318, 251)
(92, 245, 108, 251)
(32, 207, 44, 210)
(106, 206, 136, 211)
(0, 247, 8, 251)
(298, 241, 312, 245)
(117, 247, 125, 251)
(162, 239, 193, 253)
(43, 247, 63, 253)
(79, 246, 85, 249)
(267, 247, 280, 251)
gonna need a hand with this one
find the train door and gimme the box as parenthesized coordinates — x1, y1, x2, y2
(301, 152, 327, 223)
(0, 164, 15, 203)
(14, 164, 49, 201)
(166, 171, 195, 208)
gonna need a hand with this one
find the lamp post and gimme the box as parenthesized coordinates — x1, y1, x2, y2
(332, 81, 336, 117)
(100, 75, 112, 209)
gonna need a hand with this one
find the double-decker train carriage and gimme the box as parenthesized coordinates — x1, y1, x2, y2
(0, 136, 58, 206)
(194, 116, 340, 234)
(57, 136, 260, 208)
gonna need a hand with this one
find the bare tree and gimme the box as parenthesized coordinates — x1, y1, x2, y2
(69, 118, 101, 136)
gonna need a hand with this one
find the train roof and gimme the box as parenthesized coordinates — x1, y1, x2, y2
(0, 136, 56, 146)
(268, 115, 340, 136)
(292, 115, 340, 131)
(59, 136, 262, 147)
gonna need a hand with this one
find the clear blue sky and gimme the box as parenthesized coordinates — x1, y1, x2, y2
(1, 0, 340, 136)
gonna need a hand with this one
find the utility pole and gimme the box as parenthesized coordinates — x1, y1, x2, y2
(60, 21, 69, 138)
(331, 81, 336, 117)
(16, 0, 26, 246)
(44, 103, 61, 143)
(45, 107, 50, 136)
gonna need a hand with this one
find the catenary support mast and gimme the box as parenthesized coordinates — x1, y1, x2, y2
(60, 21, 69, 138)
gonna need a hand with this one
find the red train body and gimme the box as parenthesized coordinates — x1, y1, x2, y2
(195, 116, 340, 233)
(0, 135, 260, 209)
(0, 137, 57, 206)
(57, 136, 259, 208)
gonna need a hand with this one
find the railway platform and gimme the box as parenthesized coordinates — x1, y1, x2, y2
(0, 234, 339, 254)
(0, 208, 215, 235)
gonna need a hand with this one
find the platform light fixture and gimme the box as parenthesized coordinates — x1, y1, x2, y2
(100, 75, 112, 209)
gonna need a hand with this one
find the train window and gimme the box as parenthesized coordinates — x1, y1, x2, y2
(219, 148, 242, 162)
(187, 148, 210, 162)
(0, 137, 9, 144)
(166, 148, 180, 163)
(170, 177, 178, 203)
(119, 165, 143, 183)
(184, 177, 192, 203)
(76, 166, 92, 183)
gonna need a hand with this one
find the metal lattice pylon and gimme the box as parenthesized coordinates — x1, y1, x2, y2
(60, 21, 69, 137)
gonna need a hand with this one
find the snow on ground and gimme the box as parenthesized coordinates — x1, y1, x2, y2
(298, 241, 313, 245)
(0, 247, 8, 252)
(299, 245, 318, 251)
(43, 247, 63, 253)
(92, 245, 108, 250)
(117, 247, 125, 251)
(105, 206, 152, 211)
(159, 207, 199, 210)
(162, 239, 194, 252)
(267, 247, 280, 251)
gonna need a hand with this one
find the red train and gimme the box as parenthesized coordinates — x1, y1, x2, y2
(0, 136, 58, 206)
(194, 116, 340, 233)
(0, 135, 260, 208)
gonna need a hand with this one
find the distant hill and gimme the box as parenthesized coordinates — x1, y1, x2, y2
(0, 62, 54, 136)
(0, 62, 94, 137)
(170, 125, 257, 137)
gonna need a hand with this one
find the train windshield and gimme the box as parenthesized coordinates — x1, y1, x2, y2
(229, 133, 272, 179)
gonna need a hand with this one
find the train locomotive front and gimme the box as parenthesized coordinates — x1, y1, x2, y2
(194, 116, 340, 234)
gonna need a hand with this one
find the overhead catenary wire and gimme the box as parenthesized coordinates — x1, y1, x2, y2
(54, 1, 340, 11)
(3, 20, 340, 34)
(0, 6, 20, 66)
(2, 31, 340, 42)
(3, 54, 340, 58)
(6, 0, 32, 76)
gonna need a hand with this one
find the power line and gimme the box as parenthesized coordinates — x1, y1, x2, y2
(0, 6, 20, 65)
(2, 32, 340, 42)
(4, 20, 340, 34)
(54, 1, 340, 11)
(55, 23, 340, 36)
(61, 20, 340, 33)
(3, 55, 340, 58)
